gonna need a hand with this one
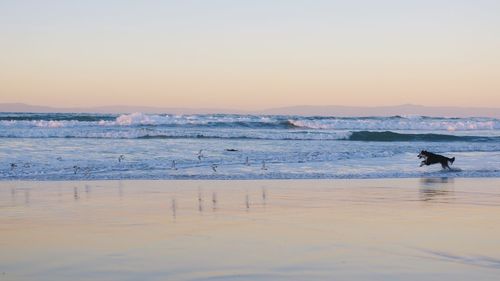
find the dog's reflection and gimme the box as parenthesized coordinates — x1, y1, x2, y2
(419, 178, 454, 202)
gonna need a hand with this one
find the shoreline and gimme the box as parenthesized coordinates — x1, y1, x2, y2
(2, 174, 500, 182)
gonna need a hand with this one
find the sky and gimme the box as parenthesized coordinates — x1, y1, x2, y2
(1, 0, 499, 110)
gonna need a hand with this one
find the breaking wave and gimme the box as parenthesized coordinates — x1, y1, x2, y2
(1, 113, 498, 131)
(347, 131, 500, 142)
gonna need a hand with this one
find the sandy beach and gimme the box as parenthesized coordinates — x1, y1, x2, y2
(1, 178, 499, 280)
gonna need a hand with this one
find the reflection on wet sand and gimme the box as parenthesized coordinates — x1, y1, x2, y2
(118, 180, 123, 197)
(419, 178, 455, 202)
(1, 179, 499, 281)
(73, 186, 79, 200)
(85, 184, 91, 198)
(24, 189, 29, 205)
(10, 186, 15, 202)
(212, 192, 217, 211)
(245, 192, 250, 210)
(171, 198, 176, 219)
(198, 188, 203, 213)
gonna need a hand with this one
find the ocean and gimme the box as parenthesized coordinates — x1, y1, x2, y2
(1, 112, 499, 180)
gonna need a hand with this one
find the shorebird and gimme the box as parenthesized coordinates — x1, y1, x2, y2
(73, 165, 80, 174)
(261, 160, 268, 170)
(84, 167, 91, 177)
(197, 149, 204, 161)
(118, 155, 125, 162)
(10, 163, 17, 170)
(171, 160, 178, 170)
(211, 164, 218, 172)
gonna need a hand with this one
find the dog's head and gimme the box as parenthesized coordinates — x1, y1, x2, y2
(418, 150, 429, 159)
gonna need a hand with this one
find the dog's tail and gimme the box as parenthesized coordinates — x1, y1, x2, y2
(449, 157, 455, 165)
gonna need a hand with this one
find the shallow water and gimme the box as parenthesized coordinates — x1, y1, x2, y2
(1, 178, 499, 280)
(1, 113, 500, 180)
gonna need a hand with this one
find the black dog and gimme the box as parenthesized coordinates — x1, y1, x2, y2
(418, 150, 455, 169)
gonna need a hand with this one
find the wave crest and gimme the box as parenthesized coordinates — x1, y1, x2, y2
(347, 131, 500, 142)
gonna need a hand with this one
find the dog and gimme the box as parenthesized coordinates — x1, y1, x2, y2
(418, 150, 455, 169)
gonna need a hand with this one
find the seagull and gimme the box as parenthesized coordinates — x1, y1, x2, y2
(118, 155, 125, 162)
(261, 160, 268, 170)
(197, 149, 204, 161)
(84, 167, 91, 177)
(171, 160, 178, 170)
(211, 164, 218, 172)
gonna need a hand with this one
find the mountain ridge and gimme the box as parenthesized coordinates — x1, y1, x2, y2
(0, 103, 498, 118)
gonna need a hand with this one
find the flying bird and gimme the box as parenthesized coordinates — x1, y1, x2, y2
(261, 160, 268, 170)
(197, 149, 204, 161)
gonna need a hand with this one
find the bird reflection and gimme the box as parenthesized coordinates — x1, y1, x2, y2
(118, 181, 124, 198)
(74, 186, 79, 200)
(24, 189, 30, 205)
(11, 187, 16, 202)
(262, 187, 267, 205)
(198, 188, 203, 213)
(171, 198, 177, 219)
(212, 192, 217, 211)
(85, 184, 91, 199)
(245, 193, 250, 210)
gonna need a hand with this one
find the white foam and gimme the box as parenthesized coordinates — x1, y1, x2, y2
(288, 118, 498, 131)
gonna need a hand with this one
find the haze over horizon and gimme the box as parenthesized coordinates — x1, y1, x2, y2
(1, 102, 499, 118)
(1, 0, 500, 109)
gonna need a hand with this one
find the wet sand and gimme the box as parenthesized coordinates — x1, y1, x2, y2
(1, 178, 500, 281)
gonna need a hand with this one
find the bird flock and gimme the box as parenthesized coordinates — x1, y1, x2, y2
(7, 148, 270, 178)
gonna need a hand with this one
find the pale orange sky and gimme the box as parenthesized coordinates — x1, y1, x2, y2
(1, 0, 499, 109)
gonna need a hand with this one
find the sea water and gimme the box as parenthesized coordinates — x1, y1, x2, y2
(1, 112, 499, 180)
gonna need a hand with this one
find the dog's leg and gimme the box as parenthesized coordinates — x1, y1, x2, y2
(441, 162, 450, 169)
(420, 161, 426, 167)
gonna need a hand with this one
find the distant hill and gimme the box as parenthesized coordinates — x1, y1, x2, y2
(257, 104, 500, 118)
(0, 103, 498, 118)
